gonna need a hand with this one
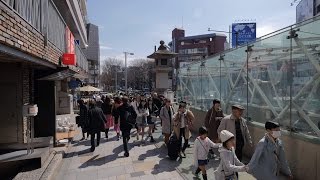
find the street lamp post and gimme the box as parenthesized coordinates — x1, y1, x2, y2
(124, 52, 134, 94)
(115, 69, 123, 93)
(208, 28, 239, 48)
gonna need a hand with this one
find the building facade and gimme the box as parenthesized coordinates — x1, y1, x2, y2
(169, 28, 227, 90)
(0, 0, 89, 177)
(170, 28, 227, 69)
(84, 23, 100, 87)
(296, 0, 320, 23)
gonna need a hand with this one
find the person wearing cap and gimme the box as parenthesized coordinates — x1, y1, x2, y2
(204, 99, 224, 143)
(247, 121, 293, 180)
(217, 104, 252, 162)
(214, 130, 248, 180)
(173, 101, 195, 157)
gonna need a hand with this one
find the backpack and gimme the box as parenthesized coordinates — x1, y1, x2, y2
(125, 108, 136, 127)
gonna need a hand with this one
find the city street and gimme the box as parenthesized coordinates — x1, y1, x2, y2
(53, 122, 255, 180)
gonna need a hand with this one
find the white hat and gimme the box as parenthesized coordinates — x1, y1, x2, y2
(220, 130, 234, 143)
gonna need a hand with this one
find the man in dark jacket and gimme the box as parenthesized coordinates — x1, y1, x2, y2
(118, 96, 137, 157)
(77, 99, 89, 141)
(204, 99, 224, 143)
(88, 100, 106, 152)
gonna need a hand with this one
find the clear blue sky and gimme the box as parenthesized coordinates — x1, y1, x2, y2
(87, 0, 297, 63)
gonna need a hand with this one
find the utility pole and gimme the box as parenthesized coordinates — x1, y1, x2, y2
(124, 52, 134, 94)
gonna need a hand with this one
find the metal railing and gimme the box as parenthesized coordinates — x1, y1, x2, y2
(1, 0, 66, 51)
(48, 0, 66, 51)
(3, 0, 43, 32)
(1, 0, 89, 73)
(75, 44, 88, 72)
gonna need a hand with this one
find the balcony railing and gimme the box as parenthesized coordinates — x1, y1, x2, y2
(1, 0, 88, 72)
(48, 0, 66, 51)
(75, 44, 88, 72)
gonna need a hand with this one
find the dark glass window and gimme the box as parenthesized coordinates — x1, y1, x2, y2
(161, 59, 167, 65)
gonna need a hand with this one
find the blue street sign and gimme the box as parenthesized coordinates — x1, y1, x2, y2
(232, 23, 256, 48)
(68, 80, 80, 89)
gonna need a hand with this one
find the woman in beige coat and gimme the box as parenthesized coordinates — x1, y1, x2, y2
(173, 102, 195, 157)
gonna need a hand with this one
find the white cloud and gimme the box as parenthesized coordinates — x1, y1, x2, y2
(100, 45, 113, 50)
(256, 25, 277, 37)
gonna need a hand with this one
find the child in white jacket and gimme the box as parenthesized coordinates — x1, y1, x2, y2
(214, 130, 248, 180)
(194, 126, 220, 180)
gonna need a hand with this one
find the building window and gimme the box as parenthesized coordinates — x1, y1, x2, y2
(181, 41, 184, 45)
(210, 38, 212, 41)
(168, 71, 173, 79)
(156, 59, 159, 66)
(161, 59, 167, 65)
(317, 5, 320, 14)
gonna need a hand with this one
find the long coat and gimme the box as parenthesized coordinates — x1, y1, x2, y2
(88, 107, 106, 134)
(204, 108, 224, 142)
(173, 110, 195, 139)
(159, 106, 174, 134)
(248, 135, 292, 180)
(78, 104, 89, 132)
(217, 114, 252, 146)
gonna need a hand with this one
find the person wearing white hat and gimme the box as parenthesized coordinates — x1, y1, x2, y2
(214, 130, 248, 180)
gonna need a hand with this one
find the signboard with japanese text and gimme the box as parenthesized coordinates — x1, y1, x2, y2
(232, 23, 256, 47)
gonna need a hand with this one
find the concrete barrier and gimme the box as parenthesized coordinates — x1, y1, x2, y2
(189, 107, 320, 180)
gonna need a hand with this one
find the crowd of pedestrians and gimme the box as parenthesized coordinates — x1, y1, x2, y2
(76, 94, 293, 180)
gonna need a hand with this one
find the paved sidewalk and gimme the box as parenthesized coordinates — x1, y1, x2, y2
(53, 122, 255, 180)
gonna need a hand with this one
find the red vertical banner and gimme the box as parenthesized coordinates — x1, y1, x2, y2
(65, 26, 75, 54)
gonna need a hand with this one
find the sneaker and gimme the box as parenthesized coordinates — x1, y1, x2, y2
(80, 137, 85, 141)
(124, 152, 129, 157)
(90, 147, 95, 152)
(150, 136, 155, 143)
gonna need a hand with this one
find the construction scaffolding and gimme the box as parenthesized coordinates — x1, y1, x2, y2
(177, 16, 320, 138)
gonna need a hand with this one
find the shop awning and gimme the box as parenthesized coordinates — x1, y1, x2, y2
(78, 85, 102, 92)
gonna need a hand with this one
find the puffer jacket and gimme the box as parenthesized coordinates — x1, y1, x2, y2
(214, 146, 246, 180)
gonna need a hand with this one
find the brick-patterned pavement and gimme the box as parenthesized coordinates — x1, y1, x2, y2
(53, 122, 255, 180)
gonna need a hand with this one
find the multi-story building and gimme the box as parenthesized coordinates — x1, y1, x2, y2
(296, 0, 320, 23)
(169, 28, 227, 90)
(170, 28, 227, 69)
(316, 0, 320, 15)
(0, 0, 89, 177)
(84, 23, 100, 87)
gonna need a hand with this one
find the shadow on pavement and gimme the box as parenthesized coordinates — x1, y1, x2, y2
(151, 157, 182, 175)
